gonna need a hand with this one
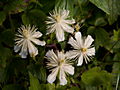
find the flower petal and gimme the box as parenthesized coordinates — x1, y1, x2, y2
(65, 50, 80, 59)
(64, 64, 74, 75)
(77, 54, 83, 66)
(68, 37, 79, 49)
(61, 23, 74, 33)
(46, 50, 58, 63)
(86, 47, 95, 56)
(56, 24, 65, 42)
(59, 68, 67, 85)
(31, 38, 46, 46)
(47, 67, 59, 84)
(27, 40, 38, 57)
(75, 32, 83, 47)
(32, 31, 42, 38)
(84, 35, 94, 48)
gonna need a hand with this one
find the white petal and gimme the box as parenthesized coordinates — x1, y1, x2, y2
(30, 38, 46, 46)
(46, 50, 58, 63)
(84, 35, 94, 48)
(19, 41, 28, 58)
(57, 51, 65, 61)
(86, 47, 95, 56)
(63, 64, 74, 75)
(32, 31, 42, 38)
(55, 25, 65, 42)
(63, 19, 75, 24)
(65, 50, 80, 59)
(47, 67, 59, 84)
(59, 68, 67, 85)
(68, 37, 79, 49)
(14, 45, 21, 52)
(27, 40, 38, 57)
(77, 54, 83, 66)
(61, 10, 69, 19)
(61, 23, 74, 33)
(75, 32, 83, 47)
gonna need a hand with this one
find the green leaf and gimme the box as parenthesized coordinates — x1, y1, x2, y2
(29, 72, 40, 90)
(113, 29, 120, 41)
(81, 67, 112, 86)
(94, 28, 111, 50)
(94, 17, 107, 26)
(2, 84, 25, 90)
(89, 0, 110, 14)
(0, 29, 14, 47)
(28, 64, 46, 83)
(0, 11, 6, 25)
(22, 9, 46, 34)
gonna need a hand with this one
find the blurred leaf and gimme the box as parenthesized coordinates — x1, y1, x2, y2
(2, 84, 25, 90)
(94, 28, 111, 50)
(81, 67, 112, 86)
(113, 29, 120, 41)
(0, 11, 6, 25)
(29, 72, 40, 90)
(22, 9, 46, 34)
(94, 17, 107, 26)
(28, 64, 46, 83)
(0, 29, 14, 47)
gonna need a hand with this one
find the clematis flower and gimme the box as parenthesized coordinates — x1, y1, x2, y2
(14, 25, 46, 58)
(46, 9, 75, 42)
(66, 32, 95, 66)
(46, 50, 74, 85)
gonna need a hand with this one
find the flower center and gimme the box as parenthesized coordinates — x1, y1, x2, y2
(81, 48, 87, 53)
(58, 59, 65, 66)
(54, 15, 61, 22)
(23, 29, 30, 39)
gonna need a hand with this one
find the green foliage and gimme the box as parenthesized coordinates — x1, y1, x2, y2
(0, 0, 120, 90)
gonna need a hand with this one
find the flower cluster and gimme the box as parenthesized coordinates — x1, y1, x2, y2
(14, 9, 95, 85)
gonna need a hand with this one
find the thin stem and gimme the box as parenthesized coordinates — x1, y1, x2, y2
(116, 74, 119, 90)
(102, 39, 120, 61)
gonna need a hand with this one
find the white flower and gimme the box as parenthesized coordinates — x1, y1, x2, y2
(14, 25, 46, 58)
(66, 32, 95, 66)
(46, 50, 74, 85)
(46, 9, 75, 42)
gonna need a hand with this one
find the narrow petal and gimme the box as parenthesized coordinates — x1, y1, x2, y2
(63, 64, 74, 75)
(65, 50, 80, 59)
(56, 25, 65, 42)
(75, 32, 83, 47)
(47, 67, 59, 84)
(30, 38, 46, 46)
(14, 45, 21, 53)
(63, 19, 75, 24)
(61, 23, 74, 33)
(57, 51, 65, 61)
(32, 31, 42, 38)
(68, 37, 79, 49)
(86, 47, 95, 56)
(59, 68, 67, 85)
(77, 54, 83, 66)
(27, 40, 38, 57)
(46, 50, 58, 63)
(84, 35, 94, 48)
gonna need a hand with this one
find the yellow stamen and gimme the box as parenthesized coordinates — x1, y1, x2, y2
(23, 29, 30, 38)
(58, 59, 65, 66)
(54, 15, 61, 22)
(81, 48, 87, 52)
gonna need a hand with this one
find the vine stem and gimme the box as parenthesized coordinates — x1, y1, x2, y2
(102, 39, 120, 61)
(116, 74, 119, 90)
